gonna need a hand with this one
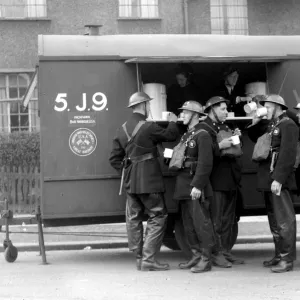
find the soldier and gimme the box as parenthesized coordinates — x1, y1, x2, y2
(248, 94, 298, 273)
(173, 101, 216, 273)
(202, 96, 244, 267)
(109, 92, 179, 271)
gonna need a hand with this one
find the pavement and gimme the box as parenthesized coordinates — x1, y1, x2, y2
(1, 244, 300, 300)
(0, 215, 300, 254)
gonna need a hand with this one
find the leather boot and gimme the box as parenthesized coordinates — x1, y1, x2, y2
(179, 249, 202, 269)
(141, 260, 170, 271)
(212, 252, 232, 268)
(133, 249, 142, 271)
(190, 257, 212, 273)
(271, 260, 293, 273)
(263, 256, 280, 268)
(223, 251, 244, 265)
(191, 248, 212, 273)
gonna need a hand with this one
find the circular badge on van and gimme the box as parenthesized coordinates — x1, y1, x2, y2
(69, 128, 97, 156)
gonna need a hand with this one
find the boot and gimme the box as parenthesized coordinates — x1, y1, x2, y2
(271, 260, 293, 273)
(191, 248, 212, 273)
(141, 260, 170, 271)
(223, 251, 244, 265)
(263, 256, 280, 268)
(212, 252, 232, 268)
(133, 249, 142, 271)
(179, 249, 202, 269)
(190, 257, 212, 273)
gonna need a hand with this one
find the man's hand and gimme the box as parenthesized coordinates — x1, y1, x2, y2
(168, 112, 178, 122)
(219, 138, 233, 150)
(233, 128, 242, 137)
(252, 114, 263, 126)
(190, 187, 201, 201)
(271, 180, 282, 195)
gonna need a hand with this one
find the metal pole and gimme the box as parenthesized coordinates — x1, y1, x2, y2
(136, 63, 140, 91)
(183, 0, 189, 34)
(36, 205, 48, 265)
(5, 199, 9, 243)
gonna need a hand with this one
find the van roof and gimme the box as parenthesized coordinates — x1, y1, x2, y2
(38, 34, 300, 62)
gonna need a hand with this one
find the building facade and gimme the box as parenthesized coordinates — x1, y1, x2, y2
(0, 0, 299, 132)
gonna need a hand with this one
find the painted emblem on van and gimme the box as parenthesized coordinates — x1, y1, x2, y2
(69, 128, 97, 156)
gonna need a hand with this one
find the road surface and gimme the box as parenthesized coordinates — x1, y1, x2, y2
(0, 242, 300, 300)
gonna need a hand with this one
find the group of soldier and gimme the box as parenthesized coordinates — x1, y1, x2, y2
(109, 91, 299, 274)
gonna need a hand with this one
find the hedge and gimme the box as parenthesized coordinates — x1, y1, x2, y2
(0, 132, 40, 169)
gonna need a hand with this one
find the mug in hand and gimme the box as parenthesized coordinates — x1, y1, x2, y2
(256, 107, 267, 117)
(244, 101, 257, 114)
(231, 135, 240, 145)
(163, 148, 173, 158)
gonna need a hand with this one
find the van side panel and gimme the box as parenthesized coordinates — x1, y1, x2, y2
(39, 61, 138, 218)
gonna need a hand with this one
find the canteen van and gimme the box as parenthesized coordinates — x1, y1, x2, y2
(35, 34, 300, 253)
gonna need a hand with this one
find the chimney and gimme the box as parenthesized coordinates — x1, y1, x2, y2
(84, 24, 103, 36)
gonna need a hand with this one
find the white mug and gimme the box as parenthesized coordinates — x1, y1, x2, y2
(163, 148, 173, 158)
(227, 112, 235, 118)
(256, 107, 268, 117)
(244, 101, 257, 114)
(162, 111, 171, 120)
(231, 135, 240, 145)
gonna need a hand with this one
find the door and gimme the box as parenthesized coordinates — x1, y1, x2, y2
(39, 60, 137, 219)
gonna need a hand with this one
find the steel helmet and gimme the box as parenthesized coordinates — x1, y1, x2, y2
(259, 94, 288, 110)
(128, 92, 153, 108)
(294, 103, 300, 110)
(178, 101, 206, 116)
(204, 96, 230, 113)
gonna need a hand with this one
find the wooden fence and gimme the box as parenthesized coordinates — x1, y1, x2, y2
(0, 166, 40, 214)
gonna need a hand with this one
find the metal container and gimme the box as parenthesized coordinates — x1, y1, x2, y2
(245, 82, 267, 96)
(143, 83, 167, 120)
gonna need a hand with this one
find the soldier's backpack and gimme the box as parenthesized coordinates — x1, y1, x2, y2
(216, 129, 243, 158)
(201, 122, 243, 158)
(252, 117, 288, 162)
(168, 129, 206, 171)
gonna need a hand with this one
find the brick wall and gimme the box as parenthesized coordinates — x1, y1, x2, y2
(1, 0, 300, 69)
(248, 0, 300, 35)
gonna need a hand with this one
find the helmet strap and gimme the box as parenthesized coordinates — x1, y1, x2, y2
(212, 107, 221, 124)
(188, 112, 201, 129)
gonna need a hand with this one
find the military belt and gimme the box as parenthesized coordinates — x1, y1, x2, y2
(183, 158, 197, 168)
(129, 152, 157, 163)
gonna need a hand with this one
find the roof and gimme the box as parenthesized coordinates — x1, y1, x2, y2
(38, 34, 300, 62)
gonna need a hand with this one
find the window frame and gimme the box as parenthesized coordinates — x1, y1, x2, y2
(0, 0, 48, 20)
(210, 0, 249, 35)
(0, 73, 39, 133)
(118, 0, 160, 19)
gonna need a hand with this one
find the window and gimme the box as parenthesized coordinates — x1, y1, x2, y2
(0, 73, 39, 133)
(0, 0, 47, 19)
(210, 0, 248, 35)
(119, 0, 159, 18)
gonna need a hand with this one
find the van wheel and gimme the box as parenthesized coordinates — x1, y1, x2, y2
(174, 219, 192, 258)
(229, 222, 239, 250)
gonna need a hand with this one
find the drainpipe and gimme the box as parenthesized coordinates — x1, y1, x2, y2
(183, 0, 189, 34)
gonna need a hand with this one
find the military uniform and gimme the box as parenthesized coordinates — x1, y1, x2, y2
(200, 116, 242, 261)
(248, 112, 298, 265)
(109, 112, 179, 265)
(173, 122, 215, 267)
